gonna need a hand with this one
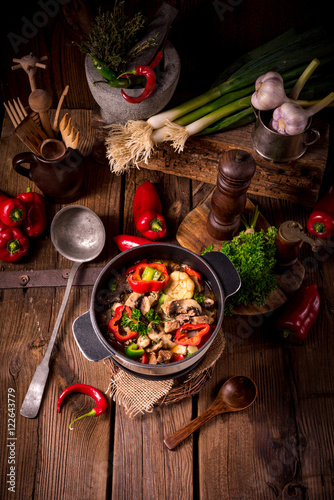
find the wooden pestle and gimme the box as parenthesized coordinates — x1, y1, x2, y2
(28, 89, 54, 138)
(207, 149, 256, 240)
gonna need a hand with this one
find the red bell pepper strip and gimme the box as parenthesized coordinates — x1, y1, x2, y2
(307, 186, 334, 239)
(128, 262, 169, 293)
(276, 284, 320, 341)
(113, 234, 152, 252)
(0, 198, 26, 227)
(184, 266, 202, 282)
(0, 227, 29, 262)
(173, 354, 185, 362)
(16, 187, 47, 237)
(175, 323, 210, 346)
(141, 352, 149, 364)
(120, 65, 156, 103)
(108, 305, 138, 343)
(57, 383, 108, 430)
(133, 182, 167, 240)
(125, 259, 148, 275)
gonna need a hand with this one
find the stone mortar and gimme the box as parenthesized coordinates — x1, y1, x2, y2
(85, 41, 181, 125)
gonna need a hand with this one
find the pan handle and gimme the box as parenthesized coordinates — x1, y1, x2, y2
(72, 311, 112, 362)
(202, 251, 241, 298)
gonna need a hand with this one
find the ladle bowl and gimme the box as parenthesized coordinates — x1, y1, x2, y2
(164, 375, 257, 450)
(20, 205, 106, 419)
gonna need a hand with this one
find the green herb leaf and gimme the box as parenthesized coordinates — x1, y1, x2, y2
(145, 308, 161, 324)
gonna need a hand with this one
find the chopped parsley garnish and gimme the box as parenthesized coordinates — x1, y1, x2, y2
(145, 308, 161, 324)
(193, 291, 205, 303)
(121, 308, 148, 336)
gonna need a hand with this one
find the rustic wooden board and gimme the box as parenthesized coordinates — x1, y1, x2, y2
(91, 110, 329, 207)
(176, 197, 305, 315)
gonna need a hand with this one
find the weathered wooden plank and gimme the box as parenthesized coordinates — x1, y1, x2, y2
(92, 110, 329, 207)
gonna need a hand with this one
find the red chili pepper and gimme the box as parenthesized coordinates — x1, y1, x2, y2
(307, 186, 334, 239)
(113, 234, 152, 252)
(108, 305, 138, 343)
(133, 182, 167, 240)
(0, 198, 26, 227)
(184, 266, 202, 282)
(0, 227, 29, 262)
(57, 383, 108, 430)
(16, 187, 47, 237)
(128, 262, 169, 293)
(276, 284, 320, 342)
(175, 323, 210, 346)
(149, 50, 163, 69)
(121, 65, 156, 103)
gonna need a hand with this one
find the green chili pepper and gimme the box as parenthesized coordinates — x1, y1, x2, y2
(90, 55, 144, 88)
(125, 343, 145, 359)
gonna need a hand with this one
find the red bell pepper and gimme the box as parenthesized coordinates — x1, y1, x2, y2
(113, 234, 152, 252)
(175, 323, 210, 346)
(133, 182, 167, 240)
(0, 191, 8, 203)
(184, 265, 202, 282)
(16, 187, 46, 237)
(0, 197, 26, 227)
(276, 284, 320, 342)
(0, 227, 29, 262)
(128, 262, 169, 293)
(108, 305, 138, 343)
(125, 259, 148, 275)
(307, 186, 334, 239)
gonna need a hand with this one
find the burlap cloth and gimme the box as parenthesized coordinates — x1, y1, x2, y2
(104, 329, 226, 418)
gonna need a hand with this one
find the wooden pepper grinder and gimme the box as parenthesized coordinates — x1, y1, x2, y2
(207, 149, 256, 240)
(28, 89, 54, 138)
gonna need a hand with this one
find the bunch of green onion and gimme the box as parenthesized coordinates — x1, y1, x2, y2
(105, 27, 334, 174)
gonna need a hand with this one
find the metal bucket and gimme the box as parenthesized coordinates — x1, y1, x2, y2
(251, 108, 320, 163)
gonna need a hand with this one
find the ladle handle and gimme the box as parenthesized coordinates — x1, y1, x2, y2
(164, 404, 225, 450)
(20, 261, 81, 418)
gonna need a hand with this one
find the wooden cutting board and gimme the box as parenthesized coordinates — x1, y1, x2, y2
(176, 198, 305, 315)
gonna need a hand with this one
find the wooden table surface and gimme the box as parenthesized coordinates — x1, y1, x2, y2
(1, 109, 334, 500)
(1, 2, 334, 498)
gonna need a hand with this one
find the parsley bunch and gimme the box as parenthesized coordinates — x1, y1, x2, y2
(120, 307, 161, 336)
(219, 226, 278, 315)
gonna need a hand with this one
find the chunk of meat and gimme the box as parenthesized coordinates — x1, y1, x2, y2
(147, 329, 163, 343)
(190, 315, 215, 325)
(175, 314, 190, 324)
(163, 319, 180, 333)
(157, 350, 173, 364)
(140, 292, 160, 315)
(148, 352, 158, 365)
(161, 299, 202, 317)
(125, 292, 143, 309)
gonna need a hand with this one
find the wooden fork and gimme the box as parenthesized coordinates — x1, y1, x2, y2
(4, 98, 48, 155)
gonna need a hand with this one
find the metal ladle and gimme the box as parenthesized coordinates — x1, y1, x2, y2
(20, 205, 106, 418)
(164, 375, 257, 450)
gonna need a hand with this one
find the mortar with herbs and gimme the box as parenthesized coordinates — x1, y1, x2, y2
(75, 1, 180, 124)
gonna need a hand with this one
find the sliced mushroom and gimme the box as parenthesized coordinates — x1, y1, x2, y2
(146, 340, 163, 353)
(140, 291, 160, 316)
(136, 335, 151, 349)
(175, 314, 190, 324)
(161, 298, 202, 317)
(161, 334, 176, 349)
(202, 297, 215, 309)
(147, 329, 163, 343)
(125, 292, 143, 309)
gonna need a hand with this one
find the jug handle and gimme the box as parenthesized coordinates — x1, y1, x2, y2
(304, 128, 320, 147)
(12, 152, 37, 180)
(251, 104, 258, 119)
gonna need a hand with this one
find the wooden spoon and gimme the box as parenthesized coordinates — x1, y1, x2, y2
(164, 375, 257, 450)
(29, 89, 54, 138)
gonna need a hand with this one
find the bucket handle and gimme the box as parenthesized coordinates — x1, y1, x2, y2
(304, 128, 320, 147)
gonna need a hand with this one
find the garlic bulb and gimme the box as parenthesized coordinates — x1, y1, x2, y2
(251, 71, 289, 111)
(271, 92, 334, 135)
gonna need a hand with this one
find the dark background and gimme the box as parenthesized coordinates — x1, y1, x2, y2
(0, 0, 330, 119)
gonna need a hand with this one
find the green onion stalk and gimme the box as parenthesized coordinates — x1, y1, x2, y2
(105, 27, 334, 174)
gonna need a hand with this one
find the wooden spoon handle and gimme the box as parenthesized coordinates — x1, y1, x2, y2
(164, 405, 223, 450)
